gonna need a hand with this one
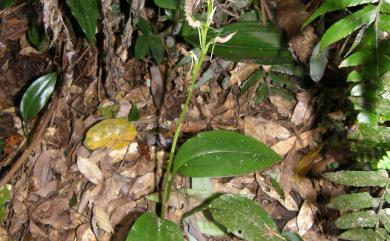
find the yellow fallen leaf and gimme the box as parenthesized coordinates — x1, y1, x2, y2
(84, 118, 137, 150)
(294, 142, 325, 183)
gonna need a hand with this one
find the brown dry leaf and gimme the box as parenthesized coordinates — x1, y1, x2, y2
(29, 221, 49, 240)
(94, 206, 114, 233)
(0, 226, 11, 241)
(76, 224, 97, 241)
(230, 63, 259, 85)
(271, 127, 326, 155)
(283, 217, 299, 233)
(31, 198, 71, 229)
(129, 172, 155, 199)
(269, 95, 296, 117)
(32, 150, 52, 190)
(150, 65, 164, 108)
(77, 156, 104, 184)
(244, 116, 291, 145)
(297, 200, 317, 236)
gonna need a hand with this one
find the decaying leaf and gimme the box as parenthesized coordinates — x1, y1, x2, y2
(297, 200, 317, 236)
(84, 118, 137, 150)
(77, 156, 103, 184)
(94, 206, 114, 233)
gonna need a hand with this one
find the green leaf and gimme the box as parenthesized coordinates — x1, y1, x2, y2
(240, 69, 264, 94)
(154, 0, 182, 9)
(329, 192, 380, 211)
(149, 35, 165, 64)
(303, 0, 378, 27)
(282, 232, 303, 241)
(27, 22, 48, 51)
(379, 14, 390, 32)
(336, 210, 377, 229)
(207, 194, 282, 241)
(255, 84, 269, 104)
(182, 22, 293, 65)
(309, 43, 329, 83)
(126, 213, 183, 241)
(339, 49, 374, 67)
(20, 72, 57, 121)
(323, 170, 388, 187)
(0, 0, 16, 10)
(319, 4, 377, 50)
(0, 185, 10, 221)
(138, 17, 152, 35)
(378, 151, 390, 169)
(339, 228, 387, 241)
(66, 0, 99, 43)
(173, 130, 281, 177)
(128, 102, 140, 121)
(134, 35, 150, 59)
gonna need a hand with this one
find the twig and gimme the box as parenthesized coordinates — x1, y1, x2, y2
(0, 96, 59, 187)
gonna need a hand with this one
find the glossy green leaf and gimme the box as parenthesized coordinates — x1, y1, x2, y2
(207, 194, 282, 241)
(0, 0, 16, 10)
(173, 130, 281, 177)
(149, 35, 165, 64)
(323, 170, 388, 187)
(27, 21, 48, 51)
(329, 192, 380, 211)
(335, 210, 377, 229)
(303, 0, 378, 27)
(66, 0, 99, 43)
(128, 102, 140, 121)
(382, 0, 390, 13)
(339, 228, 388, 241)
(310, 43, 328, 82)
(134, 35, 150, 59)
(182, 22, 293, 64)
(20, 72, 57, 121)
(154, 0, 182, 9)
(340, 49, 374, 67)
(319, 5, 376, 50)
(126, 212, 183, 241)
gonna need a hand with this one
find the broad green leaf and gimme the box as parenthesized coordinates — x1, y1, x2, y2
(138, 17, 152, 35)
(0, 0, 16, 9)
(126, 212, 183, 241)
(329, 192, 380, 211)
(84, 119, 137, 150)
(149, 35, 165, 64)
(182, 22, 293, 64)
(303, 0, 378, 27)
(348, 124, 390, 143)
(379, 14, 390, 32)
(66, 0, 99, 43)
(346, 70, 362, 82)
(208, 194, 282, 241)
(20, 72, 57, 121)
(154, 0, 182, 9)
(339, 228, 388, 241)
(128, 102, 140, 121)
(0, 139, 4, 153)
(97, 104, 119, 119)
(323, 170, 388, 187)
(267, 72, 298, 92)
(255, 84, 269, 104)
(379, 209, 390, 232)
(335, 210, 377, 229)
(382, 0, 390, 14)
(173, 130, 281, 177)
(319, 5, 377, 50)
(339, 49, 374, 67)
(134, 35, 150, 59)
(345, 24, 370, 56)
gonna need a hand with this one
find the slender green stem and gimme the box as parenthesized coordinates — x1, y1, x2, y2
(161, 0, 214, 219)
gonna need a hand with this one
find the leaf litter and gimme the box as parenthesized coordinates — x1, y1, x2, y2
(0, 1, 347, 241)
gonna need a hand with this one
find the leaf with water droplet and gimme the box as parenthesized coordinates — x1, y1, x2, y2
(126, 212, 183, 241)
(173, 130, 280, 177)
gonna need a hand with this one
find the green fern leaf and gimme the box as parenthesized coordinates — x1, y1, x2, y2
(323, 170, 388, 187)
(340, 49, 374, 67)
(303, 0, 378, 28)
(379, 14, 390, 31)
(330, 192, 380, 211)
(335, 210, 377, 229)
(340, 228, 390, 241)
(319, 4, 377, 50)
(377, 151, 390, 169)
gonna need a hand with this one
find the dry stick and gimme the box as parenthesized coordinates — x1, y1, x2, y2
(0, 96, 59, 187)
